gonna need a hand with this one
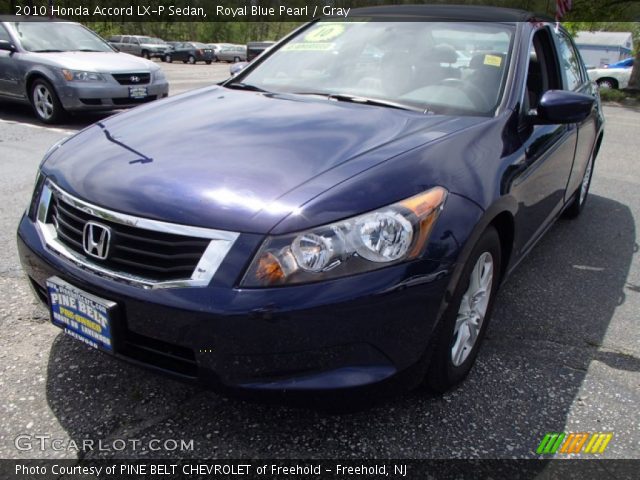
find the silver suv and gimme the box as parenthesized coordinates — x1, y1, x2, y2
(0, 18, 169, 123)
(108, 35, 167, 60)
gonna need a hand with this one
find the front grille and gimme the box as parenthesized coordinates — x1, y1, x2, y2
(48, 194, 210, 282)
(112, 73, 151, 85)
(112, 96, 157, 105)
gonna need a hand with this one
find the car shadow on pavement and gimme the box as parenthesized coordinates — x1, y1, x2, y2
(0, 100, 117, 130)
(44, 194, 636, 459)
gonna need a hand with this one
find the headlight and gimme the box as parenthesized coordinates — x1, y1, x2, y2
(27, 171, 46, 220)
(241, 187, 447, 287)
(62, 69, 105, 82)
(152, 68, 166, 82)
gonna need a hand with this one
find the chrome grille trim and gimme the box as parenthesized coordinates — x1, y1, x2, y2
(36, 180, 239, 289)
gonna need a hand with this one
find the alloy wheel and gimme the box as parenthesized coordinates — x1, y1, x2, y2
(33, 84, 54, 121)
(451, 252, 494, 366)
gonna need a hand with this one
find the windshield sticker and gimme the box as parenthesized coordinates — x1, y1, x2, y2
(304, 24, 345, 43)
(282, 42, 335, 52)
(484, 54, 503, 67)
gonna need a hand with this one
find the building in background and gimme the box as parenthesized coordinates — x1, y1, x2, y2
(574, 31, 634, 68)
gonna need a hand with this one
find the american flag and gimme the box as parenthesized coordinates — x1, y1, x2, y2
(556, 0, 573, 20)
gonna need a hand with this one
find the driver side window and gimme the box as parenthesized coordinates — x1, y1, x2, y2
(525, 29, 561, 111)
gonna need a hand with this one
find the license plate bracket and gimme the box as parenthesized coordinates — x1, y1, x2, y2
(129, 86, 148, 99)
(46, 277, 117, 352)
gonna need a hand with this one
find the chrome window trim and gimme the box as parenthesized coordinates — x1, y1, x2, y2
(36, 180, 239, 289)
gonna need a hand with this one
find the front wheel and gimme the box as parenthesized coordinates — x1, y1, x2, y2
(563, 152, 595, 219)
(188, 55, 196, 64)
(164, 54, 172, 63)
(425, 226, 502, 393)
(205, 60, 212, 65)
(31, 79, 65, 124)
(597, 78, 618, 89)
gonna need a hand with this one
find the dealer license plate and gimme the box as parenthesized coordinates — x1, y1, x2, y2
(46, 277, 116, 352)
(129, 86, 148, 99)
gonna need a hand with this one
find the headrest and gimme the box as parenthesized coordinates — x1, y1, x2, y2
(431, 44, 458, 64)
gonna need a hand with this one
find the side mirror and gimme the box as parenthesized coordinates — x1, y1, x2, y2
(533, 90, 594, 125)
(229, 62, 248, 76)
(0, 39, 16, 52)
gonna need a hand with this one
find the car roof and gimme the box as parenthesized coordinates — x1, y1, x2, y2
(347, 5, 552, 22)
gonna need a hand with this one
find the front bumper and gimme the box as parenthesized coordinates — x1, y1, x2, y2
(17, 213, 451, 396)
(57, 80, 170, 111)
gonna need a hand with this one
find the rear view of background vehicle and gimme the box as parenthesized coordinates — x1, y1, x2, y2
(0, 17, 169, 123)
(246, 41, 275, 61)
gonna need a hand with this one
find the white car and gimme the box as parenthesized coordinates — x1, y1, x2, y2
(588, 66, 631, 89)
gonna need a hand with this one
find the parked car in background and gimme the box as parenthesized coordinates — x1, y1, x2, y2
(216, 44, 247, 63)
(164, 42, 213, 64)
(587, 65, 631, 89)
(0, 17, 169, 123)
(108, 35, 167, 60)
(18, 7, 604, 400)
(246, 41, 275, 61)
(605, 57, 634, 69)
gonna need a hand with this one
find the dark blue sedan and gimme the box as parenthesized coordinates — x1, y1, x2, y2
(17, 6, 604, 400)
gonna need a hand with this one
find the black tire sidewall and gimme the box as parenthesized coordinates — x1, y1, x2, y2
(563, 153, 595, 219)
(427, 227, 502, 392)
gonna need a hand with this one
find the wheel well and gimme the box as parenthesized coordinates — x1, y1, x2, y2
(25, 73, 47, 100)
(489, 212, 514, 280)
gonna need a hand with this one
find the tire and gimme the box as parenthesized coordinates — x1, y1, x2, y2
(142, 50, 150, 60)
(425, 226, 502, 393)
(188, 55, 196, 64)
(233, 56, 241, 63)
(596, 78, 618, 89)
(563, 151, 595, 219)
(30, 78, 65, 124)
(205, 60, 212, 65)
(164, 54, 172, 63)
(212, 55, 218, 63)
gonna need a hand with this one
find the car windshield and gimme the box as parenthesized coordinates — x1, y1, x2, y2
(11, 22, 114, 53)
(238, 21, 514, 115)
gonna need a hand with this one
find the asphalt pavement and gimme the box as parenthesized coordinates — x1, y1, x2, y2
(0, 61, 638, 461)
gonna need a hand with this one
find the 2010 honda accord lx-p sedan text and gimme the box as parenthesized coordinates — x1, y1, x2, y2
(17, 6, 604, 401)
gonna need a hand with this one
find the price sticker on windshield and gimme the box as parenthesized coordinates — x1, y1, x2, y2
(305, 24, 345, 42)
(484, 54, 503, 67)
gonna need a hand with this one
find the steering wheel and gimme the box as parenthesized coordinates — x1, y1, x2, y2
(440, 78, 491, 111)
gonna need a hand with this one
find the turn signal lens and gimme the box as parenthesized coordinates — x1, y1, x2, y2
(242, 187, 448, 287)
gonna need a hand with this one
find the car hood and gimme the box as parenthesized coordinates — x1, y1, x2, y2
(25, 51, 157, 72)
(44, 86, 485, 234)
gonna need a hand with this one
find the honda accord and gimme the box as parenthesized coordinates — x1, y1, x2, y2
(17, 6, 604, 399)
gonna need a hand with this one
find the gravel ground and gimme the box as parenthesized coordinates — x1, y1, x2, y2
(0, 61, 638, 461)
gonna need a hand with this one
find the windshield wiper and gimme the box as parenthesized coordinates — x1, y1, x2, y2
(74, 49, 103, 52)
(32, 49, 66, 53)
(292, 92, 428, 113)
(224, 82, 269, 93)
